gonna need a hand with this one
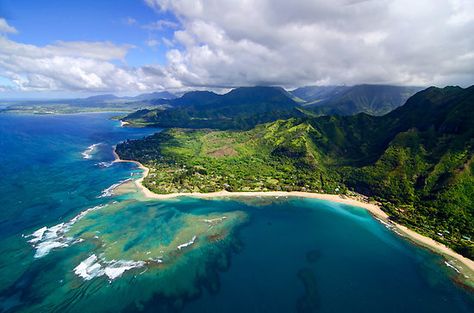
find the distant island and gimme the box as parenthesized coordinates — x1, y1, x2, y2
(0, 91, 176, 115)
(116, 85, 474, 264)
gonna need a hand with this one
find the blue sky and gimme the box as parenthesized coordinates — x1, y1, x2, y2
(1, 0, 175, 67)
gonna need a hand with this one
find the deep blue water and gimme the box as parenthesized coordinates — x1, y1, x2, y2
(0, 113, 154, 238)
(0, 113, 472, 313)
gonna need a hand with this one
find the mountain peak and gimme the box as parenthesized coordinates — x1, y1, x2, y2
(85, 94, 118, 101)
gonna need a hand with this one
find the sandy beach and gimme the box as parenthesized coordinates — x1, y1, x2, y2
(113, 148, 474, 284)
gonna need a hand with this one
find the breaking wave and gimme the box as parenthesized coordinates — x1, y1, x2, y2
(24, 204, 106, 258)
(96, 161, 114, 168)
(81, 143, 101, 159)
(444, 261, 461, 274)
(97, 179, 132, 198)
(74, 254, 145, 281)
(177, 235, 197, 250)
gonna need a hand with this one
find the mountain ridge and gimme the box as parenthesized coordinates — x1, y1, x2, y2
(123, 86, 304, 129)
(117, 85, 474, 259)
(303, 84, 423, 116)
(124, 84, 426, 129)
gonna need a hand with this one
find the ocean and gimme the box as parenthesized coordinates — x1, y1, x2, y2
(0, 113, 472, 312)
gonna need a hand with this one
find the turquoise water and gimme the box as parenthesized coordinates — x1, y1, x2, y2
(0, 113, 472, 312)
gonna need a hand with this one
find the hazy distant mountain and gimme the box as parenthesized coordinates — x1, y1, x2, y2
(0, 91, 176, 114)
(84, 91, 176, 102)
(165, 90, 221, 107)
(290, 85, 350, 102)
(132, 91, 176, 101)
(84, 94, 120, 101)
(304, 84, 423, 116)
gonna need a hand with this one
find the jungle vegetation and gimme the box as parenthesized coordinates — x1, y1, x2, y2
(117, 85, 474, 259)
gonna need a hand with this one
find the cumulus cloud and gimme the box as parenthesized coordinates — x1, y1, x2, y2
(145, 39, 160, 47)
(143, 19, 179, 31)
(0, 37, 181, 92)
(1, 1, 474, 94)
(0, 18, 17, 34)
(146, 0, 474, 87)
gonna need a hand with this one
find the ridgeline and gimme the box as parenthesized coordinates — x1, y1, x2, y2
(117, 85, 474, 259)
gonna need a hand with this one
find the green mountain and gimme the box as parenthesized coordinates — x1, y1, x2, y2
(132, 91, 176, 101)
(301, 84, 423, 116)
(290, 85, 349, 102)
(84, 94, 120, 101)
(123, 84, 423, 129)
(158, 90, 220, 106)
(123, 86, 304, 129)
(116, 85, 474, 259)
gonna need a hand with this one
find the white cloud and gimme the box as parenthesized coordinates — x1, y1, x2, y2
(145, 39, 159, 47)
(1, 1, 474, 94)
(0, 18, 17, 34)
(143, 19, 179, 31)
(145, 0, 474, 87)
(162, 37, 175, 48)
(123, 17, 137, 26)
(0, 37, 179, 92)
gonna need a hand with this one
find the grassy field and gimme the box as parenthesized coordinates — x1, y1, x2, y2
(117, 120, 342, 194)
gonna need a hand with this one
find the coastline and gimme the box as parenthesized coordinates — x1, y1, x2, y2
(112, 148, 474, 285)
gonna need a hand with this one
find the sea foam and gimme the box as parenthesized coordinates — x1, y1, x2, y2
(81, 143, 101, 159)
(444, 261, 461, 274)
(25, 204, 106, 258)
(177, 235, 197, 250)
(74, 255, 104, 280)
(104, 260, 145, 280)
(74, 254, 145, 281)
(96, 161, 114, 168)
(97, 179, 132, 198)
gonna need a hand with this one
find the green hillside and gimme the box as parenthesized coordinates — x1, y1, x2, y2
(116, 85, 474, 259)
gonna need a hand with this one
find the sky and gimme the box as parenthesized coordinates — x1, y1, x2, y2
(0, 0, 473, 98)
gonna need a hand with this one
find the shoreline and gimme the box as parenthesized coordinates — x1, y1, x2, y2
(2, 110, 131, 116)
(112, 148, 474, 285)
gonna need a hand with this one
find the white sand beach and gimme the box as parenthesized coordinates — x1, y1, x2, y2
(113, 148, 474, 283)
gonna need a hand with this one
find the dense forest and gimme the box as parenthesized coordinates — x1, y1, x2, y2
(123, 86, 304, 129)
(123, 85, 421, 129)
